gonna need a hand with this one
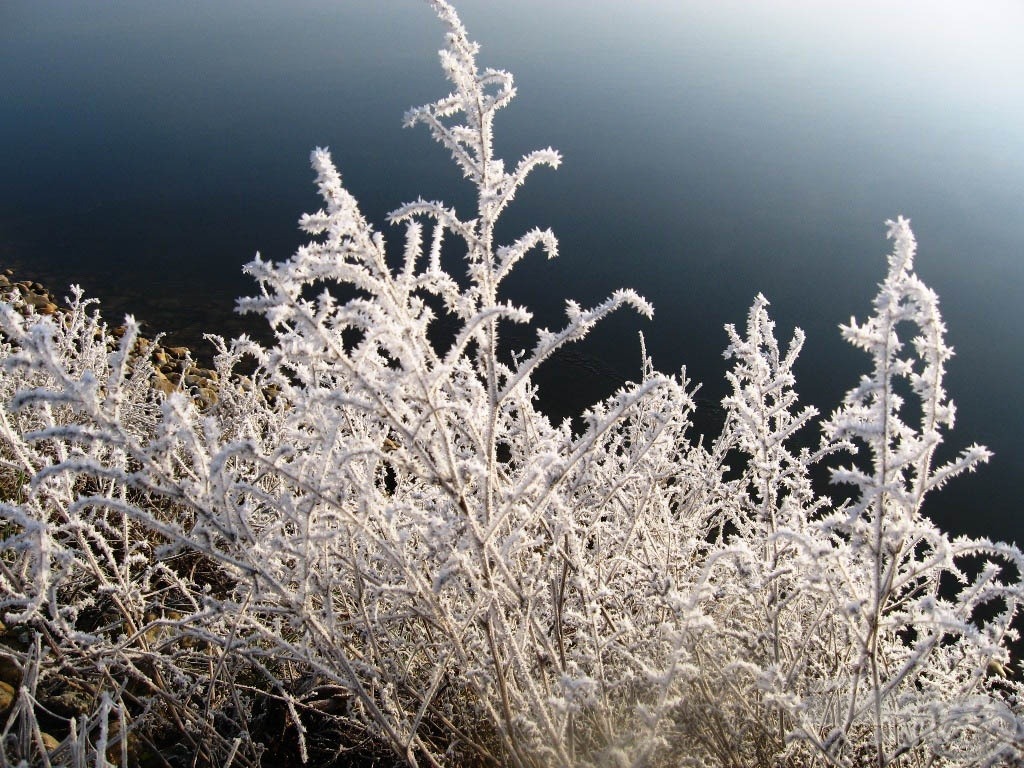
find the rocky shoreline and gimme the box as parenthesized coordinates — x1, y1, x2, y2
(0, 268, 226, 410)
(0, 271, 386, 765)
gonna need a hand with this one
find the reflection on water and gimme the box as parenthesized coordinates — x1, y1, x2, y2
(2, 0, 1023, 542)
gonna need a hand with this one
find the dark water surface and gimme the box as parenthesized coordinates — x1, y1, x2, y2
(2, 1, 1023, 542)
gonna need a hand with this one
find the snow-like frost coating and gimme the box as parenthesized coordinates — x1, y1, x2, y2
(1, 3, 1021, 766)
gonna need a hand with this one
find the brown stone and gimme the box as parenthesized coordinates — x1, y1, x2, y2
(151, 373, 176, 396)
(0, 680, 14, 712)
(188, 367, 218, 382)
(195, 387, 218, 408)
(23, 293, 49, 308)
(0, 654, 21, 687)
(39, 731, 60, 752)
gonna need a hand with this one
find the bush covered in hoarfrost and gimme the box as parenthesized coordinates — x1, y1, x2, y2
(1, 2, 1022, 766)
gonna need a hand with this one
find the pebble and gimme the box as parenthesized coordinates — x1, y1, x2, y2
(40, 731, 60, 752)
(0, 269, 267, 412)
(151, 372, 177, 396)
(23, 293, 50, 308)
(0, 655, 21, 687)
(195, 386, 218, 407)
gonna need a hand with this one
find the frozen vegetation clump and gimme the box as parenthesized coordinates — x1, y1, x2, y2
(1, 2, 1022, 766)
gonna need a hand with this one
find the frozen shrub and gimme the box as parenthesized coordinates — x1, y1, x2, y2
(1, 2, 1021, 766)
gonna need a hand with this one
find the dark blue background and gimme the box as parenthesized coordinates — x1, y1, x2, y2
(2, 1, 1022, 542)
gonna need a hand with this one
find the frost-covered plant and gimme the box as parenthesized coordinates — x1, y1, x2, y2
(660, 295, 844, 764)
(0, 295, 267, 767)
(785, 218, 1024, 767)
(1, 2, 1022, 767)
(225, 2, 716, 762)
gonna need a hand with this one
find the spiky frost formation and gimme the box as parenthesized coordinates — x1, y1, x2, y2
(1, 6, 1021, 768)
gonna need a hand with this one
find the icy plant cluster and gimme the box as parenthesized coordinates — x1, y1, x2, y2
(2, 2, 1022, 766)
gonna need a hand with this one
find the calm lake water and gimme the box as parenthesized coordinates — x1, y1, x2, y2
(2, 1, 1023, 542)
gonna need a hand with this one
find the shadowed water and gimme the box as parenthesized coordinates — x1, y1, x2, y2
(2, 0, 1022, 542)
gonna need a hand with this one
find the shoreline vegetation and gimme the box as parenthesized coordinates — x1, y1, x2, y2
(0, 267, 731, 432)
(0, 269, 392, 765)
(2, 2, 1023, 766)
(0, 268, 273, 412)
